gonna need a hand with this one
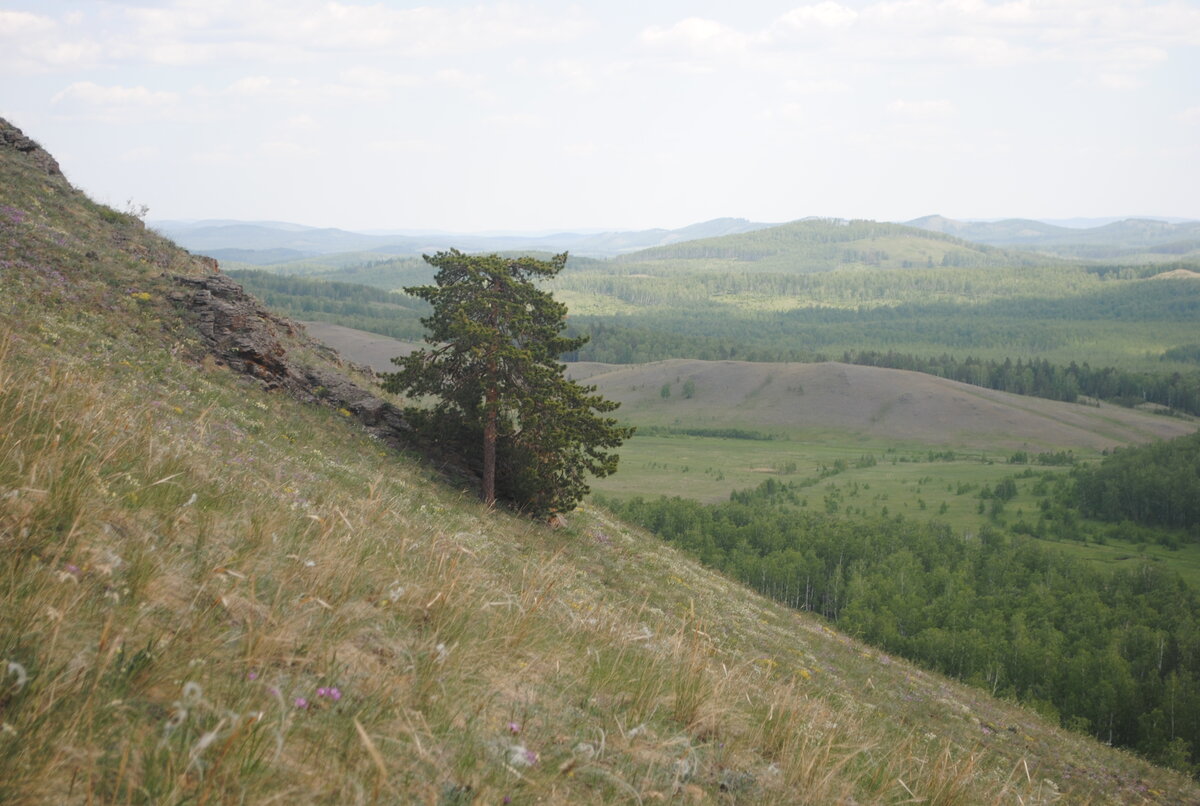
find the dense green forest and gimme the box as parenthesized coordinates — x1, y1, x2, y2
(600, 442, 1200, 773)
(227, 269, 428, 340)
(1074, 432, 1200, 529)
(841, 350, 1200, 417)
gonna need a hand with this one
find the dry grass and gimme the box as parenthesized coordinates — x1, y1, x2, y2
(3, 325, 1197, 805)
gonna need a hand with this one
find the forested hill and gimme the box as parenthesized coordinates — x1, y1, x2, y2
(614, 218, 1056, 272)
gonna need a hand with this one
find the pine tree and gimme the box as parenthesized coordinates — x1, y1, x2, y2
(383, 250, 633, 515)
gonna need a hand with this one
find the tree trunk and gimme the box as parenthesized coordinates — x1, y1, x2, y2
(482, 385, 498, 507)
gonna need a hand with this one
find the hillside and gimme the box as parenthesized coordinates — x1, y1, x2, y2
(571, 359, 1195, 450)
(4, 117, 1200, 803)
(302, 323, 1195, 452)
(611, 218, 1055, 273)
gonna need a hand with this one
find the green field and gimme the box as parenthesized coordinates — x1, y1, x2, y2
(592, 431, 1200, 587)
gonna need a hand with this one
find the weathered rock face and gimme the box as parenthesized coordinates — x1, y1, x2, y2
(169, 272, 416, 452)
(0, 118, 64, 178)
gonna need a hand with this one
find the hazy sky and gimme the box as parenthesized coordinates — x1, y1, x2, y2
(2, 1, 1198, 232)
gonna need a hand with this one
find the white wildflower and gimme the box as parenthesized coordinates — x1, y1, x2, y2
(5, 661, 28, 690)
(181, 681, 204, 707)
(508, 744, 538, 767)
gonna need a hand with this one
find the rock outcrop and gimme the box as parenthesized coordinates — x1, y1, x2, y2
(0, 118, 64, 178)
(169, 272, 416, 453)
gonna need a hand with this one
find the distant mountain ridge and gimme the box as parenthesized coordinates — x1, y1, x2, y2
(156, 213, 1200, 267)
(152, 216, 777, 262)
(907, 214, 1200, 259)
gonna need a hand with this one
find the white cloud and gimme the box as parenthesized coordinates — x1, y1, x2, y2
(0, 10, 55, 35)
(488, 112, 546, 129)
(120, 145, 161, 163)
(1097, 73, 1141, 90)
(368, 138, 442, 155)
(784, 77, 850, 94)
(52, 81, 179, 108)
(225, 76, 274, 96)
(0, 10, 99, 73)
(260, 140, 319, 160)
(888, 98, 956, 119)
(339, 66, 419, 91)
(640, 1, 1200, 83)
(562, 142, 598, 158)
(189, 149, 238, 166)
(941, 35, 1033, 67)
(640, 17, 751, 57)
(777, 3, 859, 30)
(119, 1, 590, 62)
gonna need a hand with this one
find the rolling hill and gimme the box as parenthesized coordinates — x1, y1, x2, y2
(4, 116, 1200, 803)
(610, 218, 1057, 273)
(572, 359, 1195, 450)
(304, 322, 1194, 452)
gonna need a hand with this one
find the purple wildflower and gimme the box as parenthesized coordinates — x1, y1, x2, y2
(294, 697, 309, 709)
(507, 721, 521, 735)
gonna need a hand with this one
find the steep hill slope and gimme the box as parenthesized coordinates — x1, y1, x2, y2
(3, 117, 1199, 804)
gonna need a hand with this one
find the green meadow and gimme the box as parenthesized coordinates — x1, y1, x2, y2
(591, 431, 1200, 587)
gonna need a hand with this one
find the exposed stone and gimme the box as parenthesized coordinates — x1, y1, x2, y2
(0, 117, 64, 178)
(169, 272, 421, 455)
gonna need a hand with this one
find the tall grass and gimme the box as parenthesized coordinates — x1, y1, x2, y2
(2, 326, 1116, 804)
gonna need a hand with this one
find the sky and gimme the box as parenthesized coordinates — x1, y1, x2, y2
(2, 1, 1199, 232)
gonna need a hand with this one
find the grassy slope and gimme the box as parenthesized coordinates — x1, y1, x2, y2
(570, 360, 1195, 449)
(3, 127, 1200, 804)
